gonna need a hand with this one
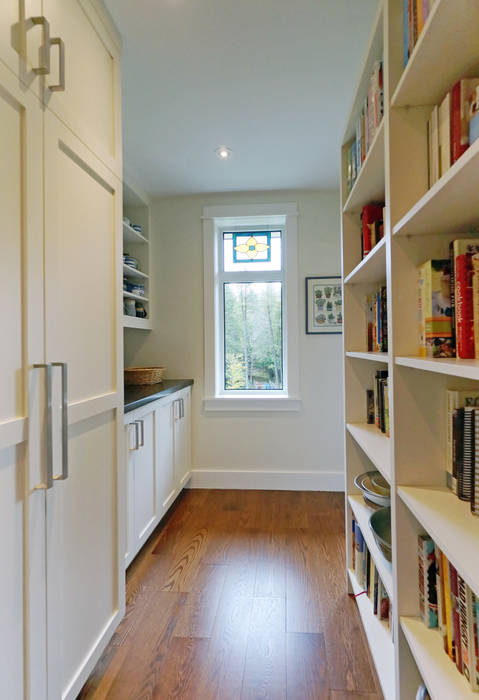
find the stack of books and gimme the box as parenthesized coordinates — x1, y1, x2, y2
(417, 239, 479, 359)
(403, 0, 435, 67)
(417, 534, 479, 691)
(361, 203, 385, 258)
(427, 78, 479, 188)
(366, 369, 389, 435)
(366, 287, 388, 353)
(346, 60, 384, 194)
(352, 519, 392, 633)
(446, 389, 479, 510)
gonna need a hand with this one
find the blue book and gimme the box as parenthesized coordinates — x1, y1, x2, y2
(403, 0, 409, 67)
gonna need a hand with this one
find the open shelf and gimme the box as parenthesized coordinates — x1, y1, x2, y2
(348, 568, 395, 700)
(346, 351, 389, 363)
(393, 138, 479, 236)
(344, 237, 386, 286)
(398, 486, 479, 595)
(123, 315, 152, 330)
(123, 221, 148, 245)
(396, 356, 479, 381)
(391, 0, 479, 108)
(343, 120, 385, 214)
(349, 495, 393, 598)
(346, 423, 391, 484)
(123, 263, 149, 281)
(123, 291, 149, 303)
(401, 616, 477, 699)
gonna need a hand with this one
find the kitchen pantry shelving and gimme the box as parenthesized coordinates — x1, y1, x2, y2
(341, 1, 479, 698)
(123, 181, 152, 330)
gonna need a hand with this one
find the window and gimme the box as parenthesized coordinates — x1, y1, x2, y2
(203, 204, 301, 411)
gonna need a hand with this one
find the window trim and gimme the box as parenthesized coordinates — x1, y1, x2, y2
(203, 203, 301, 412)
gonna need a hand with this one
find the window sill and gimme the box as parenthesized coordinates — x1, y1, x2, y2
(202, 396, 302, 412)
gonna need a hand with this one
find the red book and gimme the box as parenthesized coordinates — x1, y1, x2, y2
(456, 254, 475, 358)
(361, 204, 383, 257)
(451, 79, 479, 164)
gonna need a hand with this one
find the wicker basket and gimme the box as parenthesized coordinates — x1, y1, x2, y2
(124, 366, 166, 385)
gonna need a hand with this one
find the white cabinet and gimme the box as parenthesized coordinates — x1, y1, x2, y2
(0, 3, 123, 700)
(124, 386, 192, 566)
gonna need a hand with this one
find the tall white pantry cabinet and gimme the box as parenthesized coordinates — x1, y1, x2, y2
(0, 2, 124, 700)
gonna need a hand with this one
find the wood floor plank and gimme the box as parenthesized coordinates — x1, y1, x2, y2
(78, 489, 381, 700)
(241, 596, 286, 700)
(173, 563, 227, 638)
(286, 633, 330, 700)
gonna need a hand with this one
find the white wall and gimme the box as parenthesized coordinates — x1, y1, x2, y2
(124, 190, 344, 490)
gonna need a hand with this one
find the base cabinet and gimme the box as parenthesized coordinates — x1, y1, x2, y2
(124, 386, 192, 567)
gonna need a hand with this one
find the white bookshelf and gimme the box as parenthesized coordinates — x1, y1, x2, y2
(341, 2, 479, 698)
(123, 181, 152, 331)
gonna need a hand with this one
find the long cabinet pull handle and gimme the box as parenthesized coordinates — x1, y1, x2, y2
(133, 421, 140, 450)
(28, 16, 51, 76)
(135, 420, 144, 447)
(52, 362, 68, 481)
(33, 364, 54, 490)
(180, 398, 184, 419)
(49, 36, 65, 92)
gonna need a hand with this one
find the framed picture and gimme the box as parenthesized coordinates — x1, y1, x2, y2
(305, 276, 342, 334)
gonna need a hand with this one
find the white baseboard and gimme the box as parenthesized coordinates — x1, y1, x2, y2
(188, 469, 344, 491)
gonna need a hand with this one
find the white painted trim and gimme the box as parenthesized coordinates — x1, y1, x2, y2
(203, 202, 298, 219)
(0, 417, 26, 450)
(69, 391, 118, 424)
(188, 469, 345, 491)
(203, 397, 302, 412)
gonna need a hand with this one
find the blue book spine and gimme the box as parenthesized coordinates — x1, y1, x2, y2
(403, 0, 409, 67)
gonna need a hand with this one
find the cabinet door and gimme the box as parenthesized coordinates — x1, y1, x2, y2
(0, 62, 43, 700)
(42, 0, 122, 176)
(38, 111, 124, 700)
(133, 411, 157, 551)
(157, 401, 175, 514)
(174, 390, 191, 490)
(125, 423, 136, 567)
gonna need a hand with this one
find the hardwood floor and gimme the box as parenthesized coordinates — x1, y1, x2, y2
(78, 489, 382, 700)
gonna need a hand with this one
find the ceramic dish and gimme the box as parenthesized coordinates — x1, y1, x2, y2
(369, 506, 391, 561)
(354, 470, 390, 507)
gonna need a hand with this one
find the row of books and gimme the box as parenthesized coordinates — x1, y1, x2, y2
(346, 60, 384, 195)
(418, 534, 479, 691)
(417, 238, 479, 359)
(352, 518, 392, 632)
(427, 78, 479, 188)
(360, 203, 385, 259)
(366, 369, 389, 435)
(403, 0, 435, 68)
(445, 389, 479, 516)
(366, 286, 387, 353)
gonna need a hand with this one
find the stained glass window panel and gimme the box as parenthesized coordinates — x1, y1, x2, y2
(224, 282, 283, 390)
(223, 230, 282, 272)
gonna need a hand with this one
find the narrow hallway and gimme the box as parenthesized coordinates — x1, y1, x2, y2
(79, 490, 381, 699)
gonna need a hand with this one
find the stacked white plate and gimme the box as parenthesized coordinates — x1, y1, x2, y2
(353, 470, 390, 509)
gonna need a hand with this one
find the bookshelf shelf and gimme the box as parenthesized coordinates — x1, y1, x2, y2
(400, 617, 477, 700)
(346, 423, 391, 484)
(123, 263, 149, 281)
(348, 495, 393, 598)
(123, 221, 148, 245)
(391, 0, 479, 109)
(344, 237, 386, 286)
(398, 486, 479, 596)
(123, 315, 152, 330)
(123, 291, 149, 303)
(343, 120, 385, 214)
(396, 356, 479, 381)
(392, 138, 479, 237)
(346, 351, 389, 363)
(348, 569, 395, 700)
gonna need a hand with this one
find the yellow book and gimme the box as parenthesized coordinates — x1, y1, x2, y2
(442, 551, 453, 660)
(417, 0, 424, 37)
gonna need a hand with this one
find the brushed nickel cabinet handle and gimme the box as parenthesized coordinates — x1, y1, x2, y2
(49, 37, 65, 91)
(28, 16, 51, 75)
(52, 362, 68, 481)
(33, 364, 53, 489)
(135, 420, 144, 447)
(133, 421, 140, 450)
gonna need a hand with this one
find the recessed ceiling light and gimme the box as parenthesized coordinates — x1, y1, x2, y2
(216, 146, 232, 159)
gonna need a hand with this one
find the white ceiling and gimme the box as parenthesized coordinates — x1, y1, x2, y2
(104, 0, 379, 196)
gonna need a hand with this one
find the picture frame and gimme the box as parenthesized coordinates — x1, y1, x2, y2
(305, 276, 342, 334)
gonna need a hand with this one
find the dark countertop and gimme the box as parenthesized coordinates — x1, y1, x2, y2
(124, 379, 194, 413)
